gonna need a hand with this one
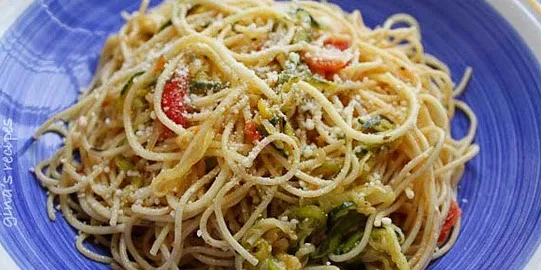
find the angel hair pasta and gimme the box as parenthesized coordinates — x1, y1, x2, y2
(33, 0, 479, 269)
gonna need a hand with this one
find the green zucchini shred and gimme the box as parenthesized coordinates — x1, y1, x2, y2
(158, 20, 172, 32)
(189, 80, 228, 94)
(328, 201, 357, 223)
(120, 71, 145, 96)
(312, 202, 366, 259)
(338, 230, 364, 254)
(264, 259, 282, 270)
(115, 156, 136, 171)
(295, 8, 320, 28)
(358, 114, 394, 133)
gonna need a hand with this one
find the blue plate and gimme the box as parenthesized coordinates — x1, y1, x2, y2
(1, 0, 541, 269)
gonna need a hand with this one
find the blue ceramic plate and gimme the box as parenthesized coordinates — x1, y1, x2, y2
(1, 0, 541, 269)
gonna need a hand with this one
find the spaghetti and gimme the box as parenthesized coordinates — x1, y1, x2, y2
(33, 0, 479, 269)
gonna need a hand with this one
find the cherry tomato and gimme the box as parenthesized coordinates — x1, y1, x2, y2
(244, 121, 262, 142)
(161, 68, 190, 128)
(438, 200, 462, 245)
(324, 36, 351, 51)
(305, 55, 349, 77)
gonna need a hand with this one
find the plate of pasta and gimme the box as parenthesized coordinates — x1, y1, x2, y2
(1, 0, 541, 269)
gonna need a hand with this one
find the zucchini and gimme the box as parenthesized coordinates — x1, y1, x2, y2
(264, 258, 282, 270)
(158, 20, 172, 32)
(287, 205, 327, 253)
(293, 28, 312, 43)
(296, 8, 320, 28)
(328, 201, 356, 223)
(115, 156, 136, 171)
(189, 80, 228, 94)
(120, 71, 145, 96)
(289, 205, 327, 223)
(358, 114, 394, 133)
(312, 203, 366, 258)
(338, 230, 364, 254)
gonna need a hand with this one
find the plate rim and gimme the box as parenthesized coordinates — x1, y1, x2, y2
(486, 0, 541, 269)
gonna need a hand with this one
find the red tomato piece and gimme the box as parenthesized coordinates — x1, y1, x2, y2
(161, 68, 190, 128)
(324, 36, 351, 51)
(244, 121, 262, 143)
(304, 49, 351, 78)
(305, 55, 349, 76)
(438, 200, 462, 245)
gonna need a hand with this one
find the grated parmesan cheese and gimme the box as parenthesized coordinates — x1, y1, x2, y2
(405, 187, 415, 199)
(304, 118, 315, 130)
(78, 116, 88, 128)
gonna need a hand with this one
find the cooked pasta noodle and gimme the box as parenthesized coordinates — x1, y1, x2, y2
(33, 0, 479, 269)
